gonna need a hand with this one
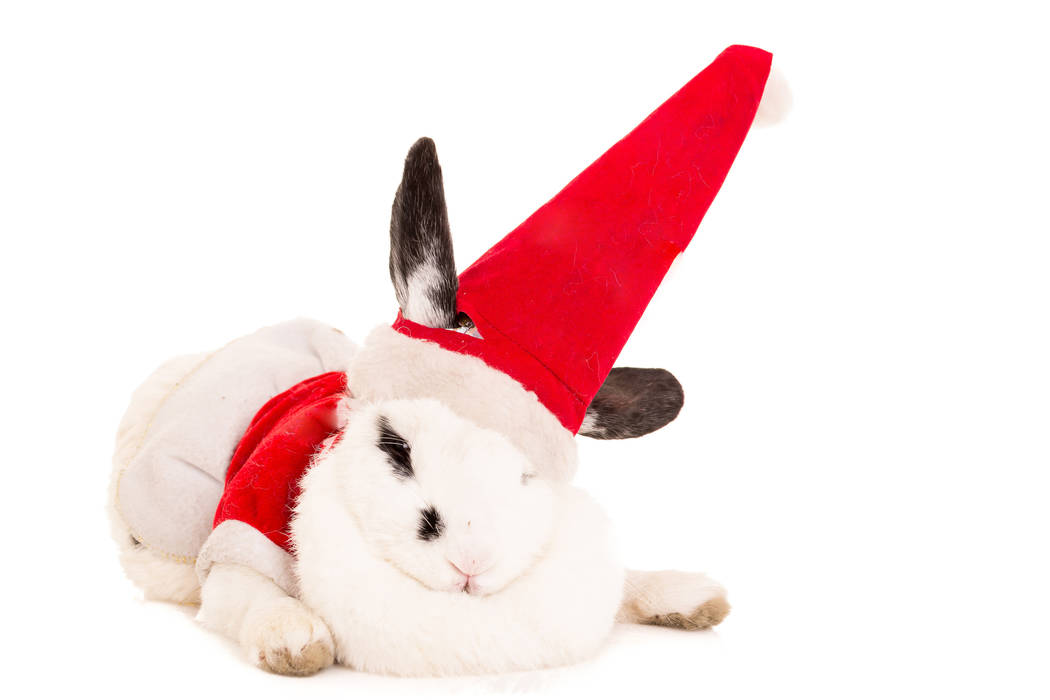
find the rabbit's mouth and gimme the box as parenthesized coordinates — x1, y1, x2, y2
(450, 561, 488, 596)
(383, 552, 523, 597)
(459, 573, 494, 597)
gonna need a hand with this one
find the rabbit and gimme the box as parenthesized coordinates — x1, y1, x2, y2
(110, 49, 789, 675)
(108, 137, 731, 676)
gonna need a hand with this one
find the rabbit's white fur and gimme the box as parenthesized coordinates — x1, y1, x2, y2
(291, 399, 624, 675)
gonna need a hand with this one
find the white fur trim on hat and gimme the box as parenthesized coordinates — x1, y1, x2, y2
(348, 325, 578, 482)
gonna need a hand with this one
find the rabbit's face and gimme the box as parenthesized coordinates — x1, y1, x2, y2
(332, 398, 556, 596)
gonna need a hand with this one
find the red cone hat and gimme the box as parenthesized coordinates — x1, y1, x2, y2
(393, 45, 773, 433)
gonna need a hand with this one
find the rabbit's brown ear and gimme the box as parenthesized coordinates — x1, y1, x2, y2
(579, 368, 684, 439)
(389, 137, 458, 328)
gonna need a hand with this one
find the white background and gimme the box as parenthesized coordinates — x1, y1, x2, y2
(2, 1, 1047, 698)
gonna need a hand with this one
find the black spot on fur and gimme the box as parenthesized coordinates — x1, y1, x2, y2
(417, 506, 445, 541)
(389, 137, 458, 328)
(579, 367, 685, 439)
(376, 415, 413, 479)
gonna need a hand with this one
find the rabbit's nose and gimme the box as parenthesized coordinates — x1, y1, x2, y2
(448, 556, 493, 577)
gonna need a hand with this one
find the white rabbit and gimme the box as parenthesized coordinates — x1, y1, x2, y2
(108, 137, 732, 675)
(110, 50, 787, 675)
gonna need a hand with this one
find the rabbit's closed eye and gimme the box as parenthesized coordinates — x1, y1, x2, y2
(376, 415, 413, 480)
(417, 506, 445, 541)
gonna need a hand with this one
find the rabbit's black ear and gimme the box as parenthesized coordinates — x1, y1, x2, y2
(579, 368, 684, 439)
(389, 137, 458, 328)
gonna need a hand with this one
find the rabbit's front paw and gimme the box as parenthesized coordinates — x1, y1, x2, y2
(242, 598, 335, 676)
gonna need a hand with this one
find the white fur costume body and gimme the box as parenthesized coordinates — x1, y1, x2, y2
(108, 319, 355, 601)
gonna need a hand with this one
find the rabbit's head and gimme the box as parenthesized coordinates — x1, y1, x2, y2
(322, 397, 555, 596)
(347, 137, 686, 486)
